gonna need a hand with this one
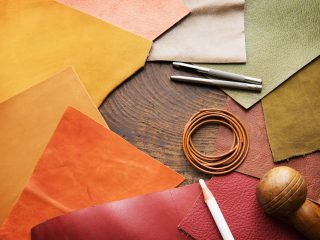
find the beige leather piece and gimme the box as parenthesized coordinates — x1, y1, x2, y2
(148, 0, 246, 63)
(0, 67, 106, 225)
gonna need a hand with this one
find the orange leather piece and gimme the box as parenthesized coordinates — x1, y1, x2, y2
(182, 109, 249, 175)
(0, 107, 184, 240)
(0, 68, 107, 225)
(56, 0, 190, 40)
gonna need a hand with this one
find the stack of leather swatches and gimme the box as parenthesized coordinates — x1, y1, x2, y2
(0, 0, 319, 239)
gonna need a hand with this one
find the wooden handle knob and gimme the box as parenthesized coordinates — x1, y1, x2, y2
(256, 166, 320, 240)
(256, 166, 307, 216)
(289, 199, 320, 240)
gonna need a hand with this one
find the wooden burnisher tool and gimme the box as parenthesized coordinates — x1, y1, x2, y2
(256, 166, 320, 240)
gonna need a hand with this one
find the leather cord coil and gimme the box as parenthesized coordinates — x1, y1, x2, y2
(182, 108, 249, 175)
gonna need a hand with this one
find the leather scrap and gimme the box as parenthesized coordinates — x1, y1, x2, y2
(203, 0, 320, 108)
(0, 67, 106, 225)
(31, 184, 200, 240)
(178, 173, 304, 240)
(0, 0, 151, 105)
(0, 107, 184, 240)
(31, 175, 301, 239)
(215, 97, 320, 204)
(148, 0, 246, 63)
(56, 0, 190, 40)
(262, 58, 320, 162)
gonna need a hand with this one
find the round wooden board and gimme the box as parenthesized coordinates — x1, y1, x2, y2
(100, 62, 227, 185)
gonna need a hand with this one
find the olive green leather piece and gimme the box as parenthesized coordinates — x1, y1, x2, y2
(203, 0, 320, 109)
(262, 58, 320, 162)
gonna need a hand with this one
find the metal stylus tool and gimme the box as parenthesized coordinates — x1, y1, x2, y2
(171, 76, 262, 92)
(173, 62, 262, 85)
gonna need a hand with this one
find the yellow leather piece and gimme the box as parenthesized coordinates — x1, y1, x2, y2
(0, 0, 151, 105)
(0, 67, 106, 225)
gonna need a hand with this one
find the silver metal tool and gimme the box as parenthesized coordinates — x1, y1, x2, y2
(171, 76, 262, 92)
(173, 62, 262, 85)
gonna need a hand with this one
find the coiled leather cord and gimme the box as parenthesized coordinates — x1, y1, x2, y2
(182, 108, 249, 175)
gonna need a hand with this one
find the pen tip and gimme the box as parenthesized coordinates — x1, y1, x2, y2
(199, 179, 206, 188)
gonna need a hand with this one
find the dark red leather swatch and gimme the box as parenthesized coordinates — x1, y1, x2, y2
(216, 97, 320, 204)
(31, 184, 201, 240)
(178, 173, 305, 240)
(31, 173, 304, 240)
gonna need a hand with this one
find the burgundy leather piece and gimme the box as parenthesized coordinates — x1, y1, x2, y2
(178, 173, 304, 240)
(31, 184, 201, 240)
(215, 97, 320, 204)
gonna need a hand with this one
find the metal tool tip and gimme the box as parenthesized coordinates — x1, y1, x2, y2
(172, 62, 183, 68)
(170, 76, 179, 81)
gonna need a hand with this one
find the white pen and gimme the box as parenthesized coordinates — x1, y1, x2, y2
(199, 179, 234, 240)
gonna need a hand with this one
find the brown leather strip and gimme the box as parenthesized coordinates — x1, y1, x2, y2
(182, 108, 249, 175)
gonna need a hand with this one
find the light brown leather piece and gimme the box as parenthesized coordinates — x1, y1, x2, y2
(148, 0, 246, 63)
(214, 97, 320, 204)
(56, 0, 190, 40)
(182, 109, 249, 175)
(262, 58, 320, 161)
(0, 67, 107, 225)
(0, 107, 184, 240)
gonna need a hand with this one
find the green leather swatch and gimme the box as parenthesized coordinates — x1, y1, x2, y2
(262, 58, 320, 162)
(202, 0, 320, 109)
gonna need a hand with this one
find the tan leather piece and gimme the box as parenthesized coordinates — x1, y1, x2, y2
(0, 67, 107, 225)
(214, 97, 320, 204)
(56, 0, 190, 40)
(0, 107, 184, 240)
(148, 0, 246, 63)
(182, 108, 249, 174)
(0, 0, 151, 105)
(262, 58, 320, 162)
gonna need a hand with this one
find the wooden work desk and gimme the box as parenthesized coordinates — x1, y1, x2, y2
(100, 62, 227, 185)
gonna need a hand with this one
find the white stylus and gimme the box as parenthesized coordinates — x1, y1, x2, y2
(199, 179, 234, 240)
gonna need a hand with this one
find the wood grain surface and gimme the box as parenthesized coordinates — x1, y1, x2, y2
(100, 62, 227, 185)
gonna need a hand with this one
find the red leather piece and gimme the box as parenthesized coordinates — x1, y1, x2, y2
(31, 184, 201, 240)
(216, 97, 320, 204)
(178, 173, 305, 240)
